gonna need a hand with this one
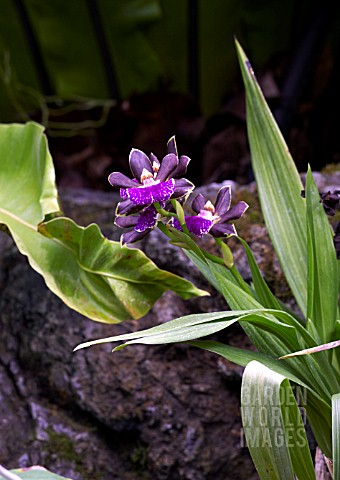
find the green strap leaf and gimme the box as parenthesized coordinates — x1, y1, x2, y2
(75, 308, 261, 350)
(305, 167, 338, 342)
(186, 248, 340, 397)
(237, 236, 282, 310)
(191, 340, 332, 459)
(241, 361, 315, 480)
(1, 466, 71, 480)
(332, 393, 340, 478)
(74, 304, 338, 401)
(190, 340, 319, 395)
(235, 39, 308, 316)
(186, 251, 305, 367)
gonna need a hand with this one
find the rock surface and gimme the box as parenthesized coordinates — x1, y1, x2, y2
(0, 174, 338, 479)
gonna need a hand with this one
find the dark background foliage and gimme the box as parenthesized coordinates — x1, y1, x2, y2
(1, 0, 340, 185)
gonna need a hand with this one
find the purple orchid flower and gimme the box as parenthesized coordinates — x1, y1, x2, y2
(172, 186, 248, 238)
(115, 205, 159, 245)
(109, 137, 194, 216)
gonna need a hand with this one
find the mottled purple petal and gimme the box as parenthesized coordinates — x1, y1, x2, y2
(135, 207, 158, 232)
(156, 154, 178, 182)
(167, 136, 178, 156)
(171, 155, 191, 178)
(121, 229, 150, 245)
(126, 179, 175, 205)
(186, 216, 213, 237)
(115, 216, 138, 228)
(214, 186, 231, 216)
(171, 178, 194, 199)
(129, 149, 153, 181)
(116, 199, 143, 216)
(210, 223, 237, 237)
(108, 172, 137, 188)
(219, 201, 249, 222)
(191, 193, 206, 213)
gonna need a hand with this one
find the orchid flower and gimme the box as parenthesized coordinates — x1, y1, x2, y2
(114, 205, 159, 245)
(172, 186, 248, 238)
(109, 137, 194, 216)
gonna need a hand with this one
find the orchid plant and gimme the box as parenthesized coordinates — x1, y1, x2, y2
(0, 40, 339, 480)
(74, 41, 340, 480)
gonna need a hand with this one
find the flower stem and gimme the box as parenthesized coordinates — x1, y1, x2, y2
(157, 221, 173, 239)
(214, 237, 253, 295)
(154, 202, 177, 219)
(201, 251, 225, 265)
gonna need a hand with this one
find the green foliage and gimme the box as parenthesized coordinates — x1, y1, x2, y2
(241, 361, 315, 480)
(38, 218, 205, 322)
(236, 39, 308, 316)
(305, 167, 338, 343)
(332, 393, 340, 478)
(0, 466, 71, 480)
(1, 36, 340, 478)
(0, 0, 162, 117)
(0, 0, 325, 119)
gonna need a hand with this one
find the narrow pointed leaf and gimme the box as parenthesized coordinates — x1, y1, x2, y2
(190, 340, 318, 394)
(75, 309, 256, 350)
(241, 361, 315, 480)
(235, 39, 307, 316)
(192, 340, 332, 458)
(185, 250, 340, 396)
(75, 305, 339, 399)
(332, 393, 340, 478)
(3, 467, 72, 480)
(305, 167, 338, 342)
(237, 236, 282, 309)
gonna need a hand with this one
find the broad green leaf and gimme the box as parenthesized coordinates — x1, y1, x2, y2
(305, 167, 338, 343)
(241, 361, 315, 480)
(333, 393, 340, 479)
(0, 122, 206, 323)
(0, 122, 60, 222)
(0, 466, 71, 480)
(4, 214, 205, 323)
(235, 39, 308, 316)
